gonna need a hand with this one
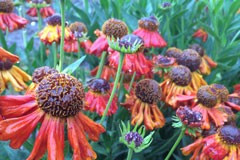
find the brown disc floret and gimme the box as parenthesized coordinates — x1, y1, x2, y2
(32, 66, 58, 84)
(36, 73, 85, 118)
(69, 22, 87, 38)
(177, 49, 202, 72)
(102, 18, 128, 39)
(135, 79, 161, 104)
(0, 0, 14, 13)
(165, 47, 183, 59)
(189, 44, 205, 57)
(138, 16, 159, 31)
(197, 85, 218, 107)
(87, 78, 110, 94)
(47, 14, 61, 26)
(119, 34, 144, 52)
(169, 65, 192, 86)
(228, 96, 240, 106)
(210, 84, 229, 103)
(219, 125, 240, 145)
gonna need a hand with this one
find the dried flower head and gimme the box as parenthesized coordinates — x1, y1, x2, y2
(165, 47, 183, 59)
(69, 22, 88, 38)
(138, 16, 159, 31)
(210, 84, 229, 103)
(197, 85, 218, 107)
(32, 66, 58, 84)
(189, 44, 205, 57)
(169, 65, 192, 86)
(218, 125, 240, 145)
(87, 78, 110, 94)
(0, 0, 14, 13)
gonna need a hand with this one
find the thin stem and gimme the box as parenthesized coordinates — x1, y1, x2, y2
(128, 71, 136, 93)
(37, 8, 44, 64)
(59, 0, 66, 71)
(0, 30, 8, 50)
(77, 39, 82, 58)
(53, 43, 58, 68)
(164, 126, 186, 160)
(96, 51, 107, 79)
(100, 52, 124, 124)
(126, 148, 133, 160)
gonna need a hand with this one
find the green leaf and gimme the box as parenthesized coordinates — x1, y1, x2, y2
(62, 55, 86, 74)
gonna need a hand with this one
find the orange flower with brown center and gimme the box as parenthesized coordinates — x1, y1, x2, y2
(121, 79, 165, 130)
(0, 0, 28, 31)
(0, 73, 105, 160)
(193, 28, 208, 42)
(182, 125, 240, 160)
(0, 47, 31, 92)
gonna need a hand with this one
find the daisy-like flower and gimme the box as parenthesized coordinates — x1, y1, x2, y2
(189, 44, 217, 75)
(176, 85, 230, 130)
(133, 15, 167, 48)
(39, 14, 73, 45)
(152, 55, 176, 78)
(182, 124, 240, 160)
(193, 28, 208, 42)
(0, 47, 31, 92)
(108, 34, 152, 75)
(26, 0, 55, 18)
(160, 65, 194, 109)
(64, 21, 92, 53)
(89, 18, 128, 57)
(84, 78, 118, 116)
(121, 79, 165, 130)
(0, 73, 105, 160)
(177, 49, 207, 90)
(165, 47, 183, 59)
(0, 0, 28, 31)
(26, 66, 58, 94)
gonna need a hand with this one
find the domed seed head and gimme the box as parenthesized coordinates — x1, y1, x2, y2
(87, 78, 110, 94)
(118, 34, 144, 52)
(197, 85, 218, 107)
(47, 14, 62, 26)
(189, 44, 205, 57)
(138, 16, 159, 31)
(169, 65, 192, 86)
(0, 0, 14, 13)
(32, 66, 58, 84)
(219, 125, 240, 145)
(69, 22, 88, 38)
(210, 84, 229, 103)
(165, 47, 183, 59)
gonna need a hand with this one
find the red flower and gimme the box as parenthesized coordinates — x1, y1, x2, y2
(0, 0, 28, 31)
(0, 73, 105, 160)
(108, 48, 152, 75)
(26, 7, 55, 18)
(91, 64, 116, 81)
(121, 79, 165, 130)
(84, 78, 118, 116)
(225, 93, 240, 111)
(193, 28, 208, 42)
(89, 32, 109, 57)
(64, 39, 92, 53)
(133, 16, 167, 48)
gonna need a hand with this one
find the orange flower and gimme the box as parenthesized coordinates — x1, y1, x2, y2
(193, 28, 208, 42)
(0, 0, 28, 31)
(84, 78, 118, 116)
(182, 125, 240, 160)
(133, 16, 167, 48)
(176, 85, 230, 130)
(0, 73, 105, 160)
(121, 79, 165, 130)
(160, 65, 195, 109)
(189, 44, 217, 75)
(177, 49, 207, 90)
(0, 47, 31, 92)
(108, 35, 152, 75)
(26, 7, 55, 18)
(39, 14, 73, 45)
(89, 18, 128, 57)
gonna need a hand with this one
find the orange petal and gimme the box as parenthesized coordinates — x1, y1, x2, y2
(0, 47, 19, 63)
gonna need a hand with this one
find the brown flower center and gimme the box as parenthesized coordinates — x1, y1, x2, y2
(138, 16, 159, 31)
(102, 18, 128, 39)
(210, 84, 229, 103)
(70, 22, 87, 38)
(45, 0, 51, 4)
(119, 34, 144, 52)
(228, 96, 240, 106)
(135, 79, 161, 104)
(36, 73, 85, 118)
(165, 47, 183, 59)
(0, 0, 14, 13)
(87, 78, 110, 93)
(0, 59, 13, 70)
(169, 65, 192, 86)
(32, 66, 58, 84)
(197, 85, 218, 107)
(219, 125, 240, 145)
(189, 44, 205, 57)
(47, 14, 61, 26)
(177, 49, 201, 72)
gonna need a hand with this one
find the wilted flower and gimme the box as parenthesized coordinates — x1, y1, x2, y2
(84, 78, 118, 116)
(121, 79, 165, 130)
(133, 16, 167, 48)
(0, 73, 105, 160)
(193, 28, 208, 42)
(165, 47, 183, 59)
(0, 0, 28, 31)
(0, 47, 31, 92)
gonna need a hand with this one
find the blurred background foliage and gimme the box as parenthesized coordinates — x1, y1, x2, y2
(1, 0, 240, 159)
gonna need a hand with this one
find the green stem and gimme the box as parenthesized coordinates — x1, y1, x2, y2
(126, 148, 133, 160)
(96, 51, 107, 79)
(77, 39, 82, 58)
(37, 8, 44, 64)
(164, 126, 186, 160)
(53, 43, 58, 68)
(0, 30, 8, 50)
(128, 71, 136, 93)
(59, 0, 66, 71)
(100, 52, 125, 124)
